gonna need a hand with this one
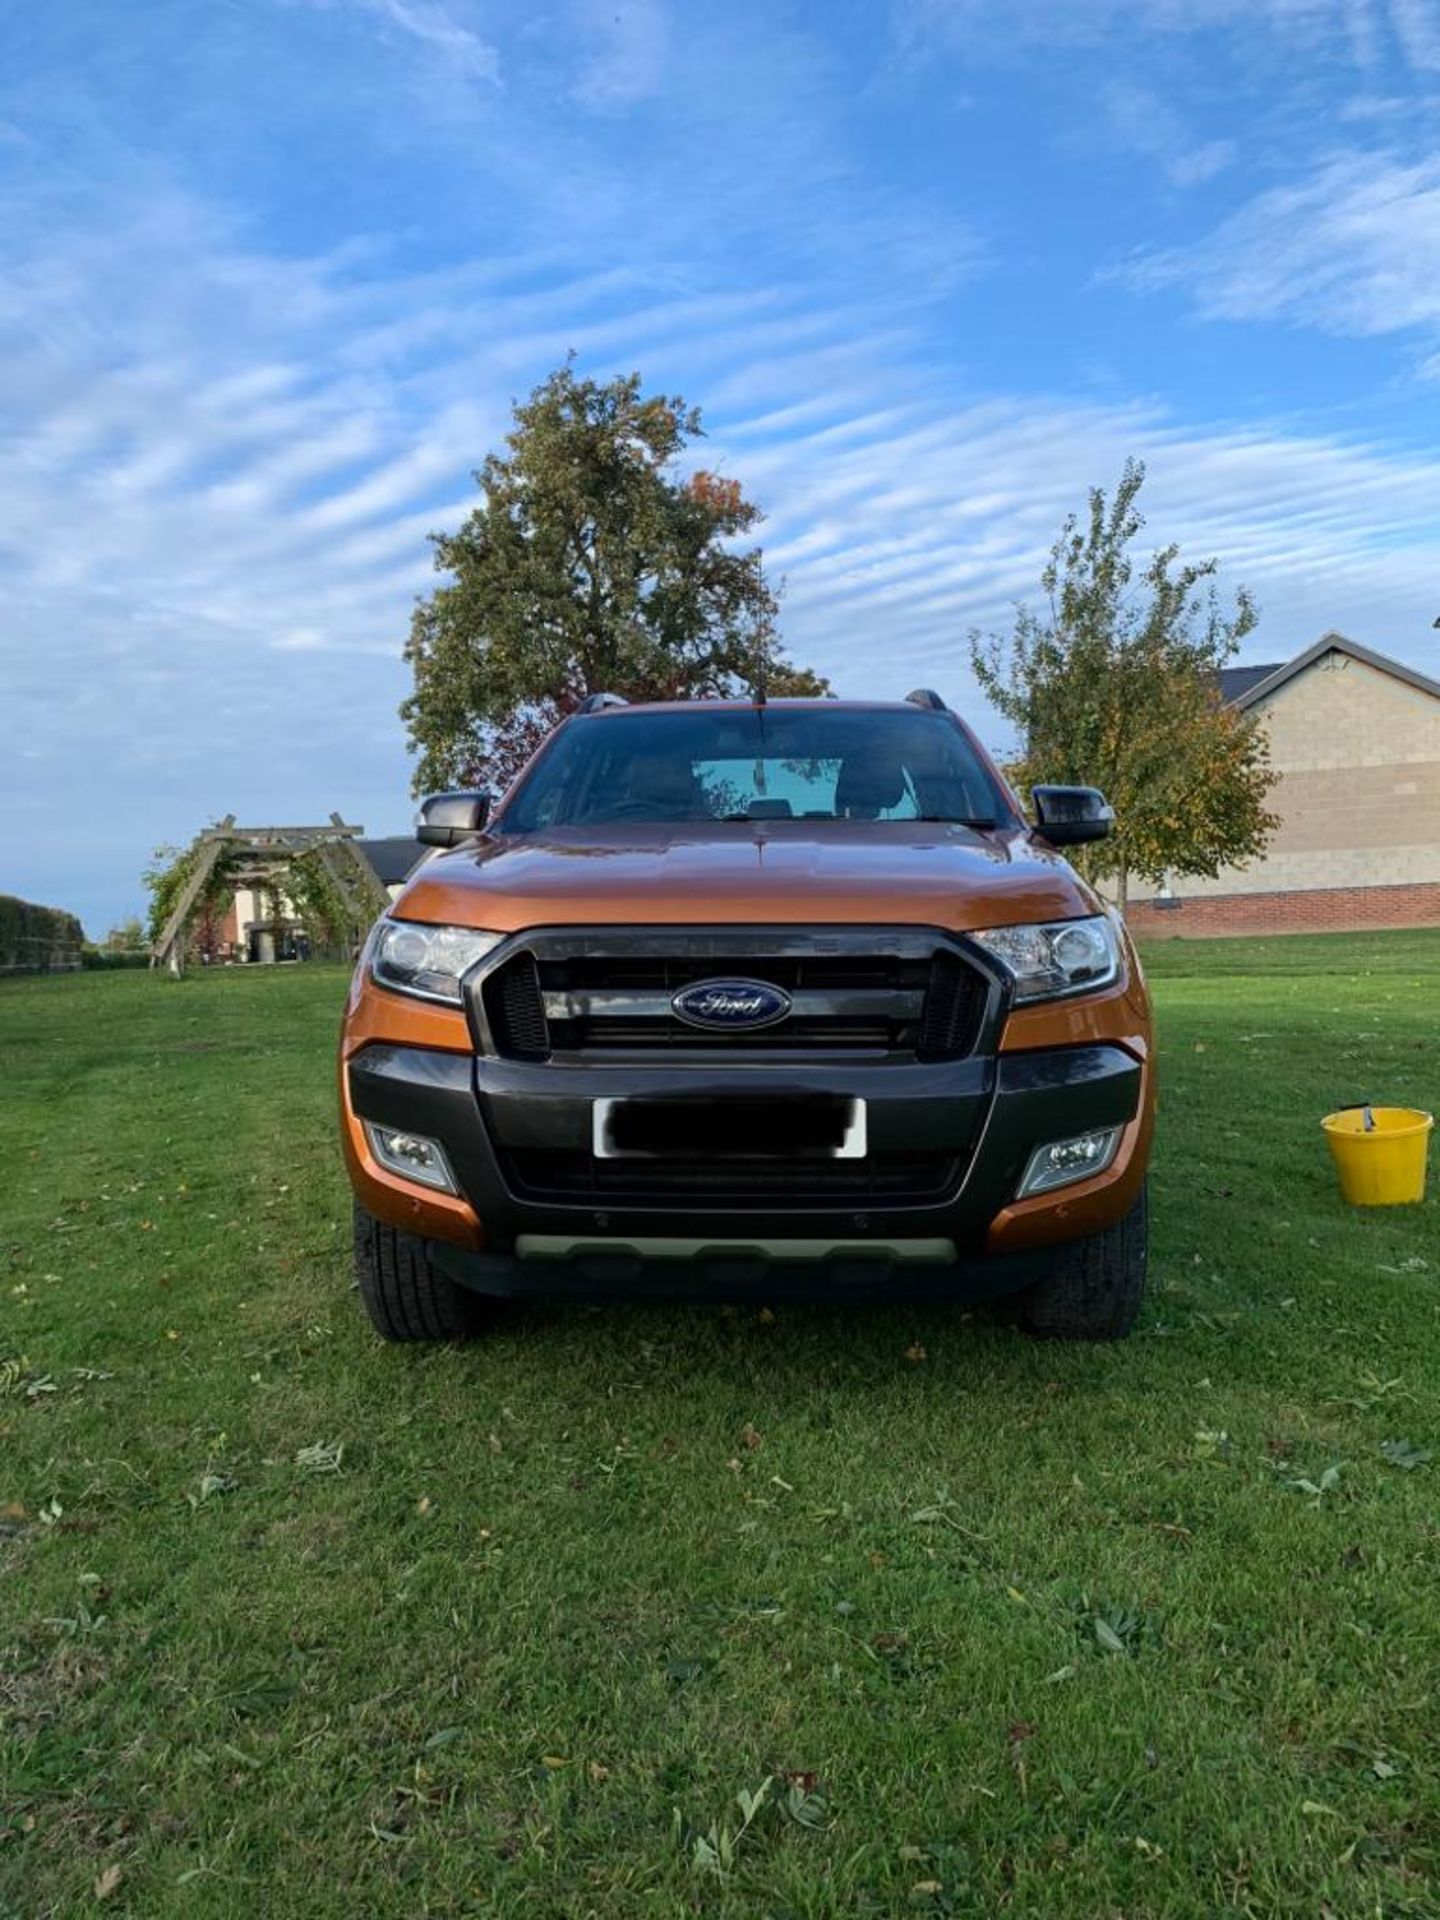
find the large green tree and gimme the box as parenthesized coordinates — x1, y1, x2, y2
(402, 361, 826, 793)
(969, 460, 1279, 909)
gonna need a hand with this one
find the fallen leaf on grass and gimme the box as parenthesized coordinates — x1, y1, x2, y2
(1285, 1463, 1344, 1502)
(94, 1865, 124, 1899)
(739, 1423, 763, 1451)
(1379, 1439, 1431, 1471)
(903, 1343, 927, 1363)
(227, 1678, 298, 1718)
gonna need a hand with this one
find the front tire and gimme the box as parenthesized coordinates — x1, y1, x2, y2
(1021, 1183, 1148, 1341)
(353, 1204, 488, 1342)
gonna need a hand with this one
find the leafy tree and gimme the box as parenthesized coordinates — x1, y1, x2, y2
(104, 916, 146, 952)
(285, 849, 364, 958)
(969, 459, 1278, 909)
(143, 837, 239, 953)
(401, 360, 827, 794)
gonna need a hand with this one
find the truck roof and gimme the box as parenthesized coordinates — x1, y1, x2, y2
(575, 698, 948, 716)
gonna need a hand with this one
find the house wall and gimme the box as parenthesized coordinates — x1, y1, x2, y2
(228, 885, 302, 951)
(1132, 649, 1440, 936)
(1128, 881, 1440, 938)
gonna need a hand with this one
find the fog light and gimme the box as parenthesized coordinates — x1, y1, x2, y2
(1017, 1126, 1121, 1198)
(364, 1122, 457, 1194)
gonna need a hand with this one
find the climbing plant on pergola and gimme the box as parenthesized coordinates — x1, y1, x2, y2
(147, 815, 391, 973)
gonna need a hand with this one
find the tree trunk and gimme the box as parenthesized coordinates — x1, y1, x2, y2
(1115, 866, 1128, 916)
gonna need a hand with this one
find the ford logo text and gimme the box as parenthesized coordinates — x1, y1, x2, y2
(671, 978, 793, 1032)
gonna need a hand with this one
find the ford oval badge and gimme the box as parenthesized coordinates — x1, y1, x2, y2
(671, 977, 793, 1032)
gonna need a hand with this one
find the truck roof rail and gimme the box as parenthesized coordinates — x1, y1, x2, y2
(576, 692, 629, 714)
(904, 688, 948, 711)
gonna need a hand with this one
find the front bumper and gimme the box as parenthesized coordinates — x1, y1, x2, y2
(342, 1035, 1149, 1297)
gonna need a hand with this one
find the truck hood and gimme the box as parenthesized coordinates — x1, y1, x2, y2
(396, 821, 1099, 934)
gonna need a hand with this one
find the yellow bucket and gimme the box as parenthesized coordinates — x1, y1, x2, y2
(1322, 1106, 1433, 1207)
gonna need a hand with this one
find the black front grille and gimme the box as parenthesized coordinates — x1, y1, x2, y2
(916, 952, 987, 1062)
(477, 934, 989, 1062)
(546, 954, 916, 991)
(502, 1149, 960, 1204)
(484, 953, 549, 1059)
(560, 1018, 901, 1050)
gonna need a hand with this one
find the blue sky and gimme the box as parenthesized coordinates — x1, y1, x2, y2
(5, 0, 1440, 932)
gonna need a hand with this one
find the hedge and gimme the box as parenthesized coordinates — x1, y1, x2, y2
(81, 947, 151, 970)
(0, 894, 88, 975)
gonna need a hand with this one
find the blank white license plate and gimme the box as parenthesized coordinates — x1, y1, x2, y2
(593, 1096, 867, 1160)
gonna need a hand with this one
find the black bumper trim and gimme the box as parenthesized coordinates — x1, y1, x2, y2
(426, 1237, 1054, 1303)
(347, 1038, 1142, 1257)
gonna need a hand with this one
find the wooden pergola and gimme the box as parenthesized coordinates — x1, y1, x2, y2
(150, 814, 391, 974)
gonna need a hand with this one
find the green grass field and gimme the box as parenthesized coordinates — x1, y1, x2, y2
(2, 935, 1437, 1918)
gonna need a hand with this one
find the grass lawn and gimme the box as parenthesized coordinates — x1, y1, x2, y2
(2, 934, 1437, 1918)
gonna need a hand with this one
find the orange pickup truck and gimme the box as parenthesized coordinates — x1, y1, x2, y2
(339, 693, 1154, 1340)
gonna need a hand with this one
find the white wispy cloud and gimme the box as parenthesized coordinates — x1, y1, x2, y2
(293, 0, 501, 85)
(1100, 82, 1236, 187)
(895, 0, 1440, 67)
(1389, 0, 1440, 66)
(1120, 151, 1440, 336)
(5, 185, 1439, 779)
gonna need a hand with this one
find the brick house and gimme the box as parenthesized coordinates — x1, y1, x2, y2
(1127, 632, 1440, 938)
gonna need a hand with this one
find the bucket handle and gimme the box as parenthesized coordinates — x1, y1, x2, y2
(1334, 1101, 1377, 1132)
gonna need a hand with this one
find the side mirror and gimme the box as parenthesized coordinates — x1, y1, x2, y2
(417, 790, 492, 848)
(1031, 785, 1114, 847)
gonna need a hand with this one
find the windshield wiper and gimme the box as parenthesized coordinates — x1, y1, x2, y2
(912, 815, 997, 828)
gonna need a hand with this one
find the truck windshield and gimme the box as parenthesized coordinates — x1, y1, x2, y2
(497, 706, 1013, 831)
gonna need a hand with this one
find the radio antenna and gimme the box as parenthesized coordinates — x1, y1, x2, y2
(751, 640, 768, 794)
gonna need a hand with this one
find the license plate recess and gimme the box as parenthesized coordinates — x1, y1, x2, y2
(593, 1095, 866, 1161)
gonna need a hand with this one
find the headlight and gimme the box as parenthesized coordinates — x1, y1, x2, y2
(370, 920, 503, 1004)
(971, 915, 1120, 1003)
